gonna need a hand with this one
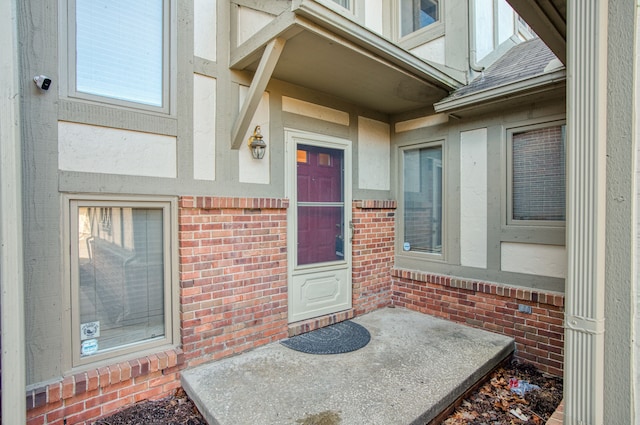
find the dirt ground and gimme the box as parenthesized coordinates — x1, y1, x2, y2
(93, 360, 561, 425)
(92, 388, 207, 425)
(441, 360, 563, 425)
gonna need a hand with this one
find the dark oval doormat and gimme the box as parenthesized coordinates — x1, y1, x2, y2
(281, 320, 371, 354)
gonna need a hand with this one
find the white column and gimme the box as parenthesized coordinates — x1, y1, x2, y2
(0, 0, 26, 424)
(565, 1, 608, 424)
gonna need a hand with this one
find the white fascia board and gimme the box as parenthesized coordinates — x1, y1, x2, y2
(434, 69, 566, 114)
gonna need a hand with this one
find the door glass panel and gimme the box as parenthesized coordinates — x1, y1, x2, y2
(297, 206, 345, 265)
(297, 145, 345, 266)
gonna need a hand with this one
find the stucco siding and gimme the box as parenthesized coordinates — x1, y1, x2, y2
(58, 122, 177, 178)
(501, 242, 566, 278)
(364, 0, 384, 35)
(395, 113, 449, 133)
(237, 6, 273, 45)
(193, 0, 216, 61)
(238, 87, 270, 184)
(358, 117, 390, 191)
(460, 128, 488, 268)
(410, 36, 445, 64)
(193, 74, 216, 181)
(282, 96, 350, 126)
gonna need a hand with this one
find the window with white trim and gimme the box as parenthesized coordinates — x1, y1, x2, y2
(402, 143, 443, 255)
(400, 0, 440, 37)
(507, 122, 566, 225)
(331, 0, 351, 9)
(67, 0, 172, 112)
(69, 198, 176, 366)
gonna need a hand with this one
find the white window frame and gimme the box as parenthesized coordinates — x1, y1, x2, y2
(394, 0, 444, 49)
(316, 0, 365, 23)
(65, 195, 179, 369)
(329, 0, 353, 13)
(399, 140, 446, 261)
(60, 0, 176, 115)
(506, 120, 566, 228)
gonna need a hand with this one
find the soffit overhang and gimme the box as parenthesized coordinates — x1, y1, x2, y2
(230, 1, 463, 116)
(506, 0, 567, 64)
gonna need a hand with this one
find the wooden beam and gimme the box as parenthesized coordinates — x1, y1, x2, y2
(231, 37, 285, 149)
(0, 0, 26, 424)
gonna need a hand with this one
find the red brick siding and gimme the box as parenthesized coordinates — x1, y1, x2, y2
(352, 200, 396, 314)
(178, 196, 290, 367)
(392, 268, 564, 376)
(26, 349, 183, 425)
(25, 194, 567, 424)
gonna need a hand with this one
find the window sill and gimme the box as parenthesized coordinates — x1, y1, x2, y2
(398, 21, 445, 51)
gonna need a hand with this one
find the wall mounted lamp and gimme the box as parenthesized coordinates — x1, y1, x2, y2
(248, 125, 267, 159)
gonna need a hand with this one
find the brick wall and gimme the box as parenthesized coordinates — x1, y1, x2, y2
(179, 196, 290, 367)
(352, 200, 396, 314)
(26, 349, 183, 425)
(392, 268, 564, 376)
(24, 194, 566, 423)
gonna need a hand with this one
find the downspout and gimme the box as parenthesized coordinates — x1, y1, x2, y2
(468, 0, 485, 72)
(0, 0, 26, 424)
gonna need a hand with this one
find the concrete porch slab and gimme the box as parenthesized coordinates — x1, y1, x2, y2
(181, 307, 514, 425)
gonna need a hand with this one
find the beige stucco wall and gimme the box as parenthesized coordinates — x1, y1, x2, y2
(193, 74, 217, 181)
(460, 128, 487, 269)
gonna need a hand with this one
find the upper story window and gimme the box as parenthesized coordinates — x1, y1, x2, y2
(331, 0, 351, 9)
(67, 0, 172, 113)
(400, 0, 439, 37)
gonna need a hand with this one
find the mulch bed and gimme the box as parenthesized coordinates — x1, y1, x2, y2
(92, 388, 207, 425)
(441, 360, 563, 425)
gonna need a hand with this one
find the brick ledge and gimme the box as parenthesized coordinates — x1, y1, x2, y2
(180, 196, 289, 210)
(287, 309, 355, 337)
(391, 268, 564, 307)
(353, 199, 397, 209)
(26, 348, 184, 410)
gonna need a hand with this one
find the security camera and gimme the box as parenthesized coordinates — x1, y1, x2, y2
(33, 75, 52, 90)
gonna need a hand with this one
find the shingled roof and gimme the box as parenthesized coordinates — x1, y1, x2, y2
(441, 37, 561, 102)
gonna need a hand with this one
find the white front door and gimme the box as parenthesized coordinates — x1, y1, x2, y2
(285, 130, 352, 323)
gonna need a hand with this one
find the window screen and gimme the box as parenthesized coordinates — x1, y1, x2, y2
(400, 0, 439, 37)
(76, 205, 167, 360)
(75, 0, 165, 107)
(511, 125, 566, 222)
(403, 145, 443, 254)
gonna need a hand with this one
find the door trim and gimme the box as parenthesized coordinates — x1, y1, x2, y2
(285, 129, 352, 323)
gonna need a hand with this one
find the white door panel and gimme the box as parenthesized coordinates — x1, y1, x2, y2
(290, 267, 351, 323)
